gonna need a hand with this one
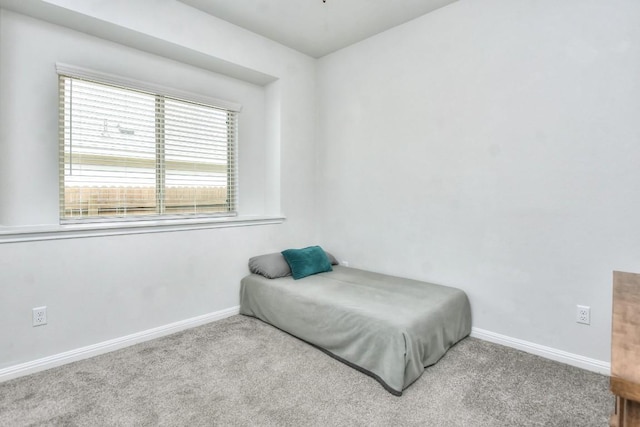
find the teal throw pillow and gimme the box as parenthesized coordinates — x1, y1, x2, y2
(281, 246, 333, 280)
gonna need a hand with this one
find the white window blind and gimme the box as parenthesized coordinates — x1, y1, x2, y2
(58, 68, 238, 223)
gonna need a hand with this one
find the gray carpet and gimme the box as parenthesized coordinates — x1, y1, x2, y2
(0, 315, 612, 426)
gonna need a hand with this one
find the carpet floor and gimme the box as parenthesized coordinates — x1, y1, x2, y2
(0, 315, 612, 426)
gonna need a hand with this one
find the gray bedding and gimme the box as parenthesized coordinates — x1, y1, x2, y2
(240, 266, 471, 395)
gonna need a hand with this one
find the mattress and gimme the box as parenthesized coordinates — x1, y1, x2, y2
(240, 265, 472, 395)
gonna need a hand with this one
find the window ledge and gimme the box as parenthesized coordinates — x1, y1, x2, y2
(0, 216, 285, 244)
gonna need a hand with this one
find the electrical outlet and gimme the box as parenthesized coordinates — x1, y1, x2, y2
(32, 306, 47, 327)
(340, 260, 350, 267)
(576, 305, 590, 325)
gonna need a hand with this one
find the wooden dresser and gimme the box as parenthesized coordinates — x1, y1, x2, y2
(610, 271, 640, 427)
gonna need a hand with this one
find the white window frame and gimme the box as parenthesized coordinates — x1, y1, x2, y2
(56, 63, 242, 225)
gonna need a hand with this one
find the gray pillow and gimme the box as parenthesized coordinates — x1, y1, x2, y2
(248, 250, 339, 279)
(248, 252, 292, 279)
(325, 251, 339, 266)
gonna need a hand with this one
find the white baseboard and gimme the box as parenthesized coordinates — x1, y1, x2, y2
(0, 306, 240, 383)
(1, 313, 609, 383)
(471, 327, 610, 376)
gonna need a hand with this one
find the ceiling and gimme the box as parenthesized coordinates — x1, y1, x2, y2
(179, 0, 458, 58)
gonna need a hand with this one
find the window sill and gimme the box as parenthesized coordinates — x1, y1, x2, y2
(0, 216, 285, 244)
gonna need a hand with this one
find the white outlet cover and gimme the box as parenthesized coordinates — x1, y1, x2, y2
(576, 305, 590, 325)
(32, 306, 47, 326)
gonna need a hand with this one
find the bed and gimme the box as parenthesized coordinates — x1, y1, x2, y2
(240, 252, 471, 396)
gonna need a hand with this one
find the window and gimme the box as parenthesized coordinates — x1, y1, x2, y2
(58, 67, 239, 223)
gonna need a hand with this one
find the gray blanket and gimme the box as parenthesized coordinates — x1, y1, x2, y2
(240, 266, 471, 395)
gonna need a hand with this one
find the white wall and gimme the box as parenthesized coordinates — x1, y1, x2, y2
(317, 0, 640, 362)
(0, 2, 318, 370)
(3, 0, 639, 374)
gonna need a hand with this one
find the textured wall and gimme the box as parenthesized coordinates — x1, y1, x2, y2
(0, 3, 318, 369)
(316, 0, 640, 363)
